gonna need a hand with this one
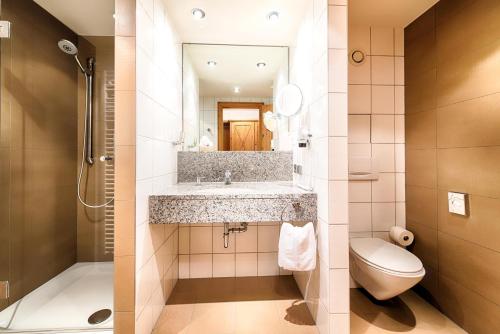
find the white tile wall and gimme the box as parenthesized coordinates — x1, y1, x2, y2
(135, 0, 181, 330)
(348, 25, 406, 251)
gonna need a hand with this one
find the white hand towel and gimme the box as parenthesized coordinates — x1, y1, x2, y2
(278, 222, 316, 271)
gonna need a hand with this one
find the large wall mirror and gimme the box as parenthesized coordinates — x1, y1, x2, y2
(182, 44, 289, 151)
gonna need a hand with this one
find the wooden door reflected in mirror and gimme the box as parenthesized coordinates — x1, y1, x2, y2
(217, 102, 274, 151)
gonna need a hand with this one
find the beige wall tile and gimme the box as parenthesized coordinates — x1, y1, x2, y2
(114, 200, 135, 257)
(213, 254, 236, 278)
(115, 255, 135, 312)
(328, 5, 347, 49)
(371, 203, 396, 231)
(328, 225, 349, 268)
(329, 269, 350, 313)
(372, 144, 395, 172)
(236, 253, 258, 277)
(190, 254, 212, 278)
(371, 115, 394, 143)
(348, 115, 371, 143)
(394, 86, 405, 114)
(115, 90, 136, 146)
(348, 181, 371, 203)
(178, 226, 189, 254)
(348, 85, 371, 114)
(190, 226, 213, 254)
(179, 255, 189, 279)
(371, 27, 394, 56)
(115, 311, 135, 334)
(349, 203, 371, 232)
(115, 146, 136, 201)
(257, 253, 279, 276)
(348, 25, 371, 54)
(348, 56, 371, 84)
(328, 49, 348, 93)
(371, 56, 394, 85)
(236, 225, 257, 253)
(394, 28, 404, 56)
(115, 36, 136, 92)
(257, 225, 280, 252)
(371, 173, 395, 202)
(372, 85, 394, 114)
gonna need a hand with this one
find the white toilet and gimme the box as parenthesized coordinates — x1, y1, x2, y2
(349, 237, 425, 300)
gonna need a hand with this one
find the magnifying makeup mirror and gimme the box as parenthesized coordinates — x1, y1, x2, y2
(276, 84, 303, 117)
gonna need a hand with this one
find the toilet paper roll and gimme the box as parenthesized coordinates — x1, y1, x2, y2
(389, 226, 414, 247)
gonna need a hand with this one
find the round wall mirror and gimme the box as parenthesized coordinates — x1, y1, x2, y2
(276, 84, 303, 117)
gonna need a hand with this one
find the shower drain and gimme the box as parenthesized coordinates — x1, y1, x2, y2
(88, 309, 112, 325)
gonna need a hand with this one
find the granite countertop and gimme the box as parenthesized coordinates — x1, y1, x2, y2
(150, 182, 315, 200)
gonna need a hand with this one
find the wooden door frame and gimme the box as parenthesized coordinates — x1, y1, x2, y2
(217, 102, 264, 150)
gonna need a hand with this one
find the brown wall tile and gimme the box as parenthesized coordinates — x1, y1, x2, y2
(405, 69, 437, 114)
(405, 148, 437, 188)
(438, 191, 500, 253)
(406, 221, 438, 270)
(437, 147, 500, 198)
(406, 1, 500, 332)
(436, 40, 500, 107)
(438, 232, 500, 305)
(406, 110, 437, 149)
(436, 0, 500, 65)
(437, 93, 500, 148)
(438, 275, 500, 334)
(1, 0, 78, 311)
(406, 185, 438, 229)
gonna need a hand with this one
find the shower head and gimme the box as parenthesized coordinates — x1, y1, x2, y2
(58, 39, 78, 55)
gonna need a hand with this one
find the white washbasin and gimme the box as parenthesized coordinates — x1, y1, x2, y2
(192, 187, 253, 195)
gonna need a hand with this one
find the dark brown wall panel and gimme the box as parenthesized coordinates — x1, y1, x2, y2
(0, 0, 78, 310)
(405, 1, 500, 332)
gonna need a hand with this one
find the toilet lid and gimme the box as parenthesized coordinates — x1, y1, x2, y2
(350, 238, 423, 274)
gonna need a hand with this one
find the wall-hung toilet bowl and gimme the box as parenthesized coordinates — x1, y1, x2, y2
(349, 238, 425, 300)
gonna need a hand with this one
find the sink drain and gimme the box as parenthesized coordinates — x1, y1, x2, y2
(88, 309, 112, 325)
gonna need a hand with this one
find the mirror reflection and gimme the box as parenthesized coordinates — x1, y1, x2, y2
(182, 44, 288, 151)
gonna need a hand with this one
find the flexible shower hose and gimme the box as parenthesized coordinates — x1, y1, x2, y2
(77, 75, 114, 208)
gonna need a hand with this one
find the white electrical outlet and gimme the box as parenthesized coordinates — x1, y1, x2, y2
(448, 192, 468, 216)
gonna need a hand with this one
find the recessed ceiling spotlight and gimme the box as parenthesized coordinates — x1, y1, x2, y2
(112, 13, 117, 20)
(207, 60, 217, 67)
(191, 8, 206, 20)
(267, 11, 280, 22)
(234, 86, 240, 93)
(257, 62, 266, 68)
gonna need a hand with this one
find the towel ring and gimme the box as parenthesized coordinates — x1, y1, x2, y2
(280, 201, 305, 223)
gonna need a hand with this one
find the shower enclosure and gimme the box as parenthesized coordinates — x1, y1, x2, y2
(0, 0, 115, 332)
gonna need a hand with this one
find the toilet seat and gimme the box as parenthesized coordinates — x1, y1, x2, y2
(350, 238, 424, 276)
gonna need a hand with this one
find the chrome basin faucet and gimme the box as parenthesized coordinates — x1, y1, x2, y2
(224, 170, 232, 185)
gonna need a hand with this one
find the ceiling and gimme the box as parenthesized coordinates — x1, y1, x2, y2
(33, 0, 114, 36)
(349, 0, 440, 27)
(164, 0, 310, 45)
(185, 44, 287, 97)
